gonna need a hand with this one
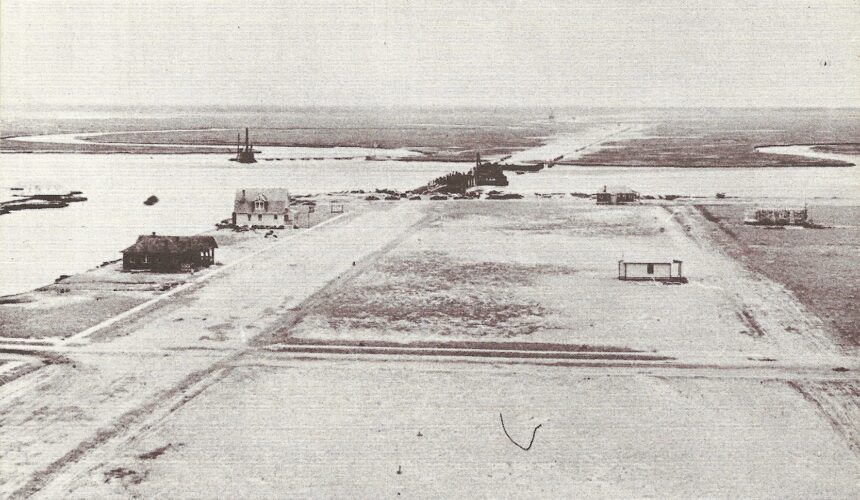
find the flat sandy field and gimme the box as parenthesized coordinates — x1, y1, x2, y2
(275, 201, 845, 361)
(54, 361, 859, 499)
(0, 225, 323, 339)
(1, 200, 857, 498)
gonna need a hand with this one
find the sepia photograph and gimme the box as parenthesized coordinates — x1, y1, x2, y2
(0, 1, 858, 498)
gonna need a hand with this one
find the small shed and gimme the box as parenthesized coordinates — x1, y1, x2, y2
(597, 185, 639, 205)
(122, 234, 217, 272)
(618, 259, 686, 283)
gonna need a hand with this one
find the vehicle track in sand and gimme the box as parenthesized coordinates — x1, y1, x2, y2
(666, 205, 842, 356)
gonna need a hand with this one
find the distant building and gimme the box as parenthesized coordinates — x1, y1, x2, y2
(469, 152, 509, 187)
(618, 259, 686, 283)
(232, 128, 257, 163)
(596, 185, 639, 205)
(743, 206, 808, 226)
(122, 234, 217, 271)
(233, 188, 291, 228)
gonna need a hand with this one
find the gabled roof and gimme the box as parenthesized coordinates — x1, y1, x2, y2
(122, 235, 217, 254)
(234, 188, 290, 214)
(602, 185, 637, 194)
(235, 188, 290, 203)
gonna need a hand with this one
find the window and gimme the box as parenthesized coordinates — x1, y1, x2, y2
(274, 214, 278, 220)
(247, 214, 252, 221)
(258, 214, 262, 221)
(647, 263, 654, 274)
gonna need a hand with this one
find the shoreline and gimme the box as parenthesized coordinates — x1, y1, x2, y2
(3, 192, 860, 299)
(5, 124, 858, 168)
(2, 147, 855, 168)
(0, 203, 347, 339)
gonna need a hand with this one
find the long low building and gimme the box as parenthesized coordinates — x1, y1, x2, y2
(743, 206, 808, 226)
(618, 259, 686, 283)
(122, 234, 217, 272)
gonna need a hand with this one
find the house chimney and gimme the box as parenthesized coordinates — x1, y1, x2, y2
(242, 189, 246, 199)
(152, 232, 156, 236)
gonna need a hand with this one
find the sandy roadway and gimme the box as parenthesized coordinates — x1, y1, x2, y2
(0, 203, 428, 497)
(0, 200, 858, 498)
(504, 123, 636, 164)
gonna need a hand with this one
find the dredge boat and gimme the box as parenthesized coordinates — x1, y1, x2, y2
(230, 128, 258, 163)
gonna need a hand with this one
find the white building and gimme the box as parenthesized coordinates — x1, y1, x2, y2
(618, 259, 685, 283)
(232, 188, 291, 228)
(743, 206, 809, 226)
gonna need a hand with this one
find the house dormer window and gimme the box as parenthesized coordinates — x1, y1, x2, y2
(254, 196, 267, 212)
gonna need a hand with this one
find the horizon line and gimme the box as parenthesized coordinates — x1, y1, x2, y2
(4, 103, 860, 111)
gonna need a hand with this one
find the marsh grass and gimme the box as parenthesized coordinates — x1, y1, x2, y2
(698, 204, 860, 346)
(308, 251, 575, 337)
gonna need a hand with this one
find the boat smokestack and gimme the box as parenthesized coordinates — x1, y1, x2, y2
(231, 128, 257, 163)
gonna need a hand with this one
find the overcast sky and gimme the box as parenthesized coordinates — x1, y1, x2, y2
(1, 0, 858, 108)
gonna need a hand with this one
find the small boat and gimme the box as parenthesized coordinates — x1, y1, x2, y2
(3, 199, 69, 211)
(144, 195, 159, 206)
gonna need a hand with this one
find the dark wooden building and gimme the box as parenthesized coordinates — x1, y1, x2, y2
(122, 234, 217, 272)
(596, 185, 639, 205)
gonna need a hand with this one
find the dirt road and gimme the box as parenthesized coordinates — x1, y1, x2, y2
(0, 203, 428, 498)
